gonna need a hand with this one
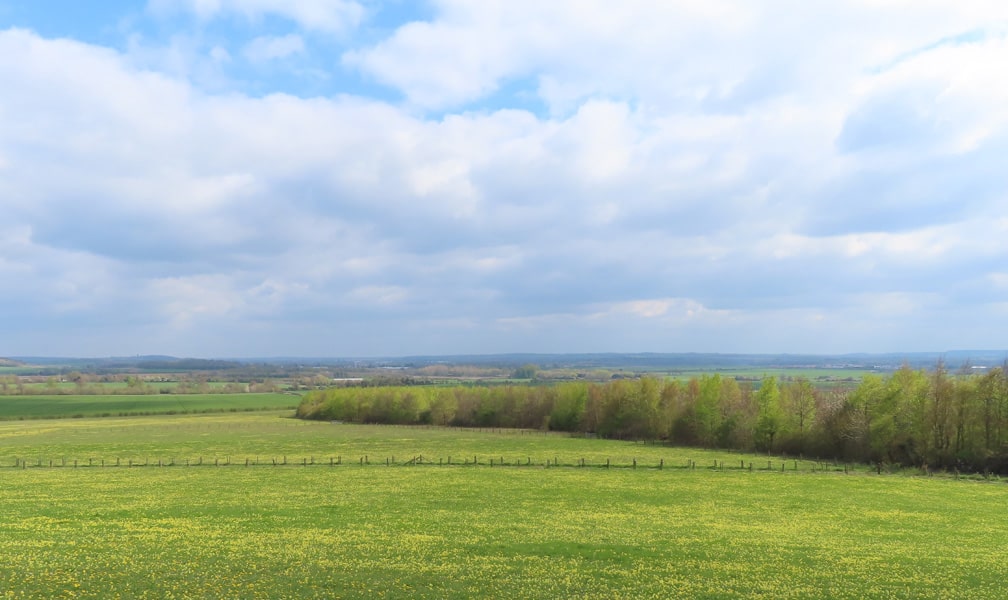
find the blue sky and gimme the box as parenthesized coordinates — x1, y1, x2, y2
(2, 1, 1008, 358)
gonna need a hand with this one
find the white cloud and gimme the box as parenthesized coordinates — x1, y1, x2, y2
(346, 285, 410, 307)
(209, 45, 231, 63)
(148, 275, 241, 324)
(343, 0, 762, 111)
(603, 298, 720, 321)
(344, 1, 1008, 122)
(243, 34, 305, 63)
(839, 30, 1008, 156)
(149, 0, 364, 33)
(989, 273, 1008, 290)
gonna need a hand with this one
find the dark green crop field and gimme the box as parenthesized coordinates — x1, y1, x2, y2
(0, 393, 298, 420)
(0, 414, 1004, 598)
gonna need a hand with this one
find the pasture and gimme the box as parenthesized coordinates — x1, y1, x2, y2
(0, 412, 1005, 598)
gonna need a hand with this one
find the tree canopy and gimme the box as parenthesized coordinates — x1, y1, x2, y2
(298, 365, 1008, 473)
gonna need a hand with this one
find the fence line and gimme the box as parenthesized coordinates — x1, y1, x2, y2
(2, 455, 895, 477)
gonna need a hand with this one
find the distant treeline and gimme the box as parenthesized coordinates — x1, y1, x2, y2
(297, 362, 1008, 473)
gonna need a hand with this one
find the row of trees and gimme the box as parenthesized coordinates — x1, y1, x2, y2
(843, 363, 1008, 470)
(296, 364, 1008, 472)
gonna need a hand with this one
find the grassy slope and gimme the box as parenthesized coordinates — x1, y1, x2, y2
(0, 414, 852, 469)
(1, 462, 1005, 598)
(0, 414, 1006, 598)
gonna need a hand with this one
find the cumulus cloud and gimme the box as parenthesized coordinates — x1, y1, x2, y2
(344, 1, 1008, 113)
(242, 34, 304, 62)
(2, 1, 1008, 356)
(148, 0, 364, 33)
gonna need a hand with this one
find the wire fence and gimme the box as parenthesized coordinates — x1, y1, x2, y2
(3, 454, 878, 475)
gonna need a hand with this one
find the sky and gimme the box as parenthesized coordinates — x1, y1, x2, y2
(2, 1, 1008, 358)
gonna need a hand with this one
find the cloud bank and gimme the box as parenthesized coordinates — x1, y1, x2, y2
(1, 2, 1007, 356)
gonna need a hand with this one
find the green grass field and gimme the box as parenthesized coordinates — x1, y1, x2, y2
(1, 412, 1006, 598)
(0, 393, 298, 420)
(8, 380, 241, 392)
(664, 367, 873, 383)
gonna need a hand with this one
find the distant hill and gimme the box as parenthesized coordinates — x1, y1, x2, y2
(236, 351, 1008, 370)
(7, 356, 241, 372)
(6, 351, 1008, 373)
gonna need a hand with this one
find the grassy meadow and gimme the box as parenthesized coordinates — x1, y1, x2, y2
(1, 404, 1006, 598)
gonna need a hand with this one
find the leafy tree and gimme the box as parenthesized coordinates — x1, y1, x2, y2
(511, 364, 538, 380)
(846, 374, 887, 462)
(720, 378, 754, 449)
(784, 377, 816, 446)
(670, 378, 701, 444)
(927, 361, 954, 466)
(977, 367, 1008, 453)
(882, 365, 929, 465)
(549, 383, 586, 431)
(694, 374, 723, 446)
(754, 376, 784, 452)
(658, 378, 682, 438)
(427, 389, 457, 426)
(952, 373, 980, 460)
